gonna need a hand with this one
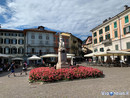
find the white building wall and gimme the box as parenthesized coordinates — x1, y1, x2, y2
(25, 31, 54, 56)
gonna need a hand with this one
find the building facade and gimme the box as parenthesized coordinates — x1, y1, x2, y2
(54, 33, 70, 54)
(61, 32, 82, 56)
(91, 5, 130, 61)
(0, 29, 24, 57)
(24, 26, 56, 57)
(82, 36, 92, 54)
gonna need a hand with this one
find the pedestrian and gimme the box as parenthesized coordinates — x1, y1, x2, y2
(20, 61, 27, 75)
(8, 62, 16, 77)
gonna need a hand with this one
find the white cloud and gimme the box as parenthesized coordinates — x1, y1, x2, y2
(1, 0, 130, 40)
(0, 6, 6, 14)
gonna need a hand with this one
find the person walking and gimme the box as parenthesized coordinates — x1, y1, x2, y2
(20, 61, 27, 75)
(8, 62, 16, 77)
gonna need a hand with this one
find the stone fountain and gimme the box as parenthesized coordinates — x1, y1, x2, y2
(56, 34, 69, 69)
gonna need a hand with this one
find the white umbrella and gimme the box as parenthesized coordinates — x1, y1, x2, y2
(107, 50, 130, 56)
(12, 57, 24, 61)
(0, 53, 9, 58)
(84, 53, 95, 57)
(67, 54, 75, 56)
(28, 55, 41, 60)
(95, 51, 130, 56)
(40, 54, 58, 58)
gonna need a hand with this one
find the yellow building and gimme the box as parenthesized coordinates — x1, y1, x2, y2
(91, 5, 130, 62)
(61, 32, 82, 56)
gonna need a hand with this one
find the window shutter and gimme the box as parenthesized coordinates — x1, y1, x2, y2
(4, 39, 6, 44)
(129, 26, 130, 33)
(9, 39, 10, 44)
(105, 35, 107, 39)
(123, 28, 126, 35)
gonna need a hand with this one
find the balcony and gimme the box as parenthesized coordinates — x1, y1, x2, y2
(102, 39, 112, 46)
(102, 39, 112, 44)
(27, 43, 54, 47)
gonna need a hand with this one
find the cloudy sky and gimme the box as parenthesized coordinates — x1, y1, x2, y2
(0, 0, 130, 40)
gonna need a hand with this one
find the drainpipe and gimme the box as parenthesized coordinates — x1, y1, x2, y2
(117, 15, 122, 50)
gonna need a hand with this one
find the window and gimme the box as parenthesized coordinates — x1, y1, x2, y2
(93, 32, 97, 37)
(5, 33, 10, 36)
(115, 45, 118, 50)
(0, 47, 3, 53)
(39, 50, 42, 55)
(94, 39, 97, 44)
(4, 47, 10, 54)
(114, 31, 118, 38)
(99, 36, 103, 42)
(31, 35, 35, 39)
(18, 47, 24, 54)
(99, 29, 103, 34)
(32, 48, 35, 53)
(94, 48, 98, 52)
(19, 39, 24, 44)
(4, 38, 10, 44)
(12, 39, 17, 44)
(18, 33, 24, 37)
(46, 34, 49, 40)
(105, 34, 110, 39)
(12, 33, 17, 36)
(105, 25, 109, 32)
(100, 48, 104, 52)
(123, 26, 130, 35)
(39, 41, 42, 44)
(39, 34, 42, 39)
(11, 47, 17, 54)
(0, 38, 3, 44)
(125, 15, 129, 23)
(114, 22, 117, 28)
(0, 33, 3, 36)
(126, 42, 130, 49)
(46, 48, 50, 53)
(45, 41, 49, 45)
(66, 39, 68, 42)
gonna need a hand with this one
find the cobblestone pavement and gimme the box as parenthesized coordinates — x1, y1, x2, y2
(0, 63, 130, 98)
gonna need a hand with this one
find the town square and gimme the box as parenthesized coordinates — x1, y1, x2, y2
(0, 0, 130, 98)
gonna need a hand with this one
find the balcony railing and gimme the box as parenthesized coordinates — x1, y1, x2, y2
(27, 43, 54, 47)
(102, 39, 112, 44)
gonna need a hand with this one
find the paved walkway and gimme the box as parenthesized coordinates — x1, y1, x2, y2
(0, 63, 130, 98)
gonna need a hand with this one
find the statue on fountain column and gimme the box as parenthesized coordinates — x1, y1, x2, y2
(56, 33, 69, 69)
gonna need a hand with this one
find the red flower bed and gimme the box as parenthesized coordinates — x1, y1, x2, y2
(29, 66, 103, 82)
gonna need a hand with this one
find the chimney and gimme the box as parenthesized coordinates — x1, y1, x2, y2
(103, 19, 108, 23)
(124, 5, 128, 10)
(38, 26, 44, 30)
(108, 17, 111, 20)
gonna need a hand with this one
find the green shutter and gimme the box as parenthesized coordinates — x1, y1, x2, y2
(115, 45, 118, 50)
(114, 22, 117, 28)
(129, 26, 130, 33)
(114, 31, 118, 38)
(108, 34, 110, 39)
(125, 16, 129, 23)
(123, 28, 126, 35)
(105, 35, 107, 39)
(127, 42, 130, 49)
(94, 32, 97, 37)
(99, 29, 103, 34)
(108, 26, 109, 31)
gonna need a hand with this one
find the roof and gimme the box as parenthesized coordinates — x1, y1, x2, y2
(0, 29, 23, 33)
(23, 26, 57, 34)
(90, 6, 130, 32)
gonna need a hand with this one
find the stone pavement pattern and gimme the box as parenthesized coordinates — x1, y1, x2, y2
(0, 63, 130, 98)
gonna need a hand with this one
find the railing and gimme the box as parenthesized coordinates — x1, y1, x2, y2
(102, 39, 112, 44)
